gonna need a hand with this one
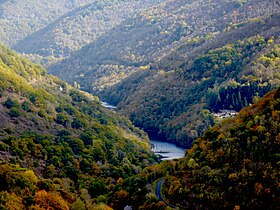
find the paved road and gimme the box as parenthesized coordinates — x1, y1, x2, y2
(156, 178, 164, 201)
(156, 179, 184, 209)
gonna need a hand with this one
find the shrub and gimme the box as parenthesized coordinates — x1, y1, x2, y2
(71, 118, 87, 129)
(56, 113, 70, 126)
(22, 101, 32, 112)
(4, 98, 20, 109)
(9, 107, 21, 117)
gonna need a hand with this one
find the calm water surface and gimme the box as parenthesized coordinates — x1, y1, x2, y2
(101, 101, 117, 110)
(101, 101, 186, 160)
(150, 139, 186, 160)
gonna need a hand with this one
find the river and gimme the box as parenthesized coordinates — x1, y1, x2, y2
(100, 101, 186, 160)
(101, 101, 117, 110)
(150, 139, 186, 160)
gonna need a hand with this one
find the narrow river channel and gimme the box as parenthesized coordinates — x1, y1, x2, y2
(101, 101, 186, 160)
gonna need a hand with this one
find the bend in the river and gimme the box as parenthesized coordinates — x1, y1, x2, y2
(101, 101, 186, 160)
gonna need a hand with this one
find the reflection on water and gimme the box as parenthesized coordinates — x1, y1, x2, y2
(151, 139, 186, 160)
(100, 101, 185, 160)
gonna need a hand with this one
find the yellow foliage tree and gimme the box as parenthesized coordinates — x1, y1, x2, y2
(34, 190, 69, 210)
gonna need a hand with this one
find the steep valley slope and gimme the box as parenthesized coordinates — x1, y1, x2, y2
(103, 13, 280, 147)
(0, 45, 158, 209)
(1, 0, 280, 149)
(49, 0, 280, 92)
(0, 0, 93, 46)
(140, 87, 280, 209)
(0, 1, 279, 209)
(13, 0, 165, 65)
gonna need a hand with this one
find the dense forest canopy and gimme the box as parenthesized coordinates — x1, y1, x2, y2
(49, 0, 280, 92)
(13, 0, 164, 63)
(40, 1, 280, 149)
(0, 0, 93, 46)
(0, 43, 279, 209)
(140, 88, 280, 209)
(104, 14, 280, 148)
(0, 0, 279, 209)
(0, 45, 158, 209)
(1, 0, 279, 150)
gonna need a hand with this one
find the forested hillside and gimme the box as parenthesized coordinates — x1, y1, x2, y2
(139, 87, 280, 209)
(0, 44, 279, 209)
(0, 45, 158, 209)
(49, 0, 280, 93)
(14, 0, 164, 66)
(2, 0, 278, 150)
(0, 0, 93, 46)
(104, 13, 280, 147)
(0, 1, 280, 209)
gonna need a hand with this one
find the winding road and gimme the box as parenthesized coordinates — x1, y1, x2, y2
(156, 178, 187, 209)
(156, 178, 164, 201)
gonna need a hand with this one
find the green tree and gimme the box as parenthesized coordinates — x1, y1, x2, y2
(4, 97, 20, 109)
(9, 107, 22, 117)
(56, 113, 70, 126)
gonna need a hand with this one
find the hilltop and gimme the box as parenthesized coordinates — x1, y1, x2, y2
(0, 0, 92, 47)
(13, 0, 164, 66)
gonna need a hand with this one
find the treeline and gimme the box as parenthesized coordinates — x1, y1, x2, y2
(206, 81, 274, 112)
